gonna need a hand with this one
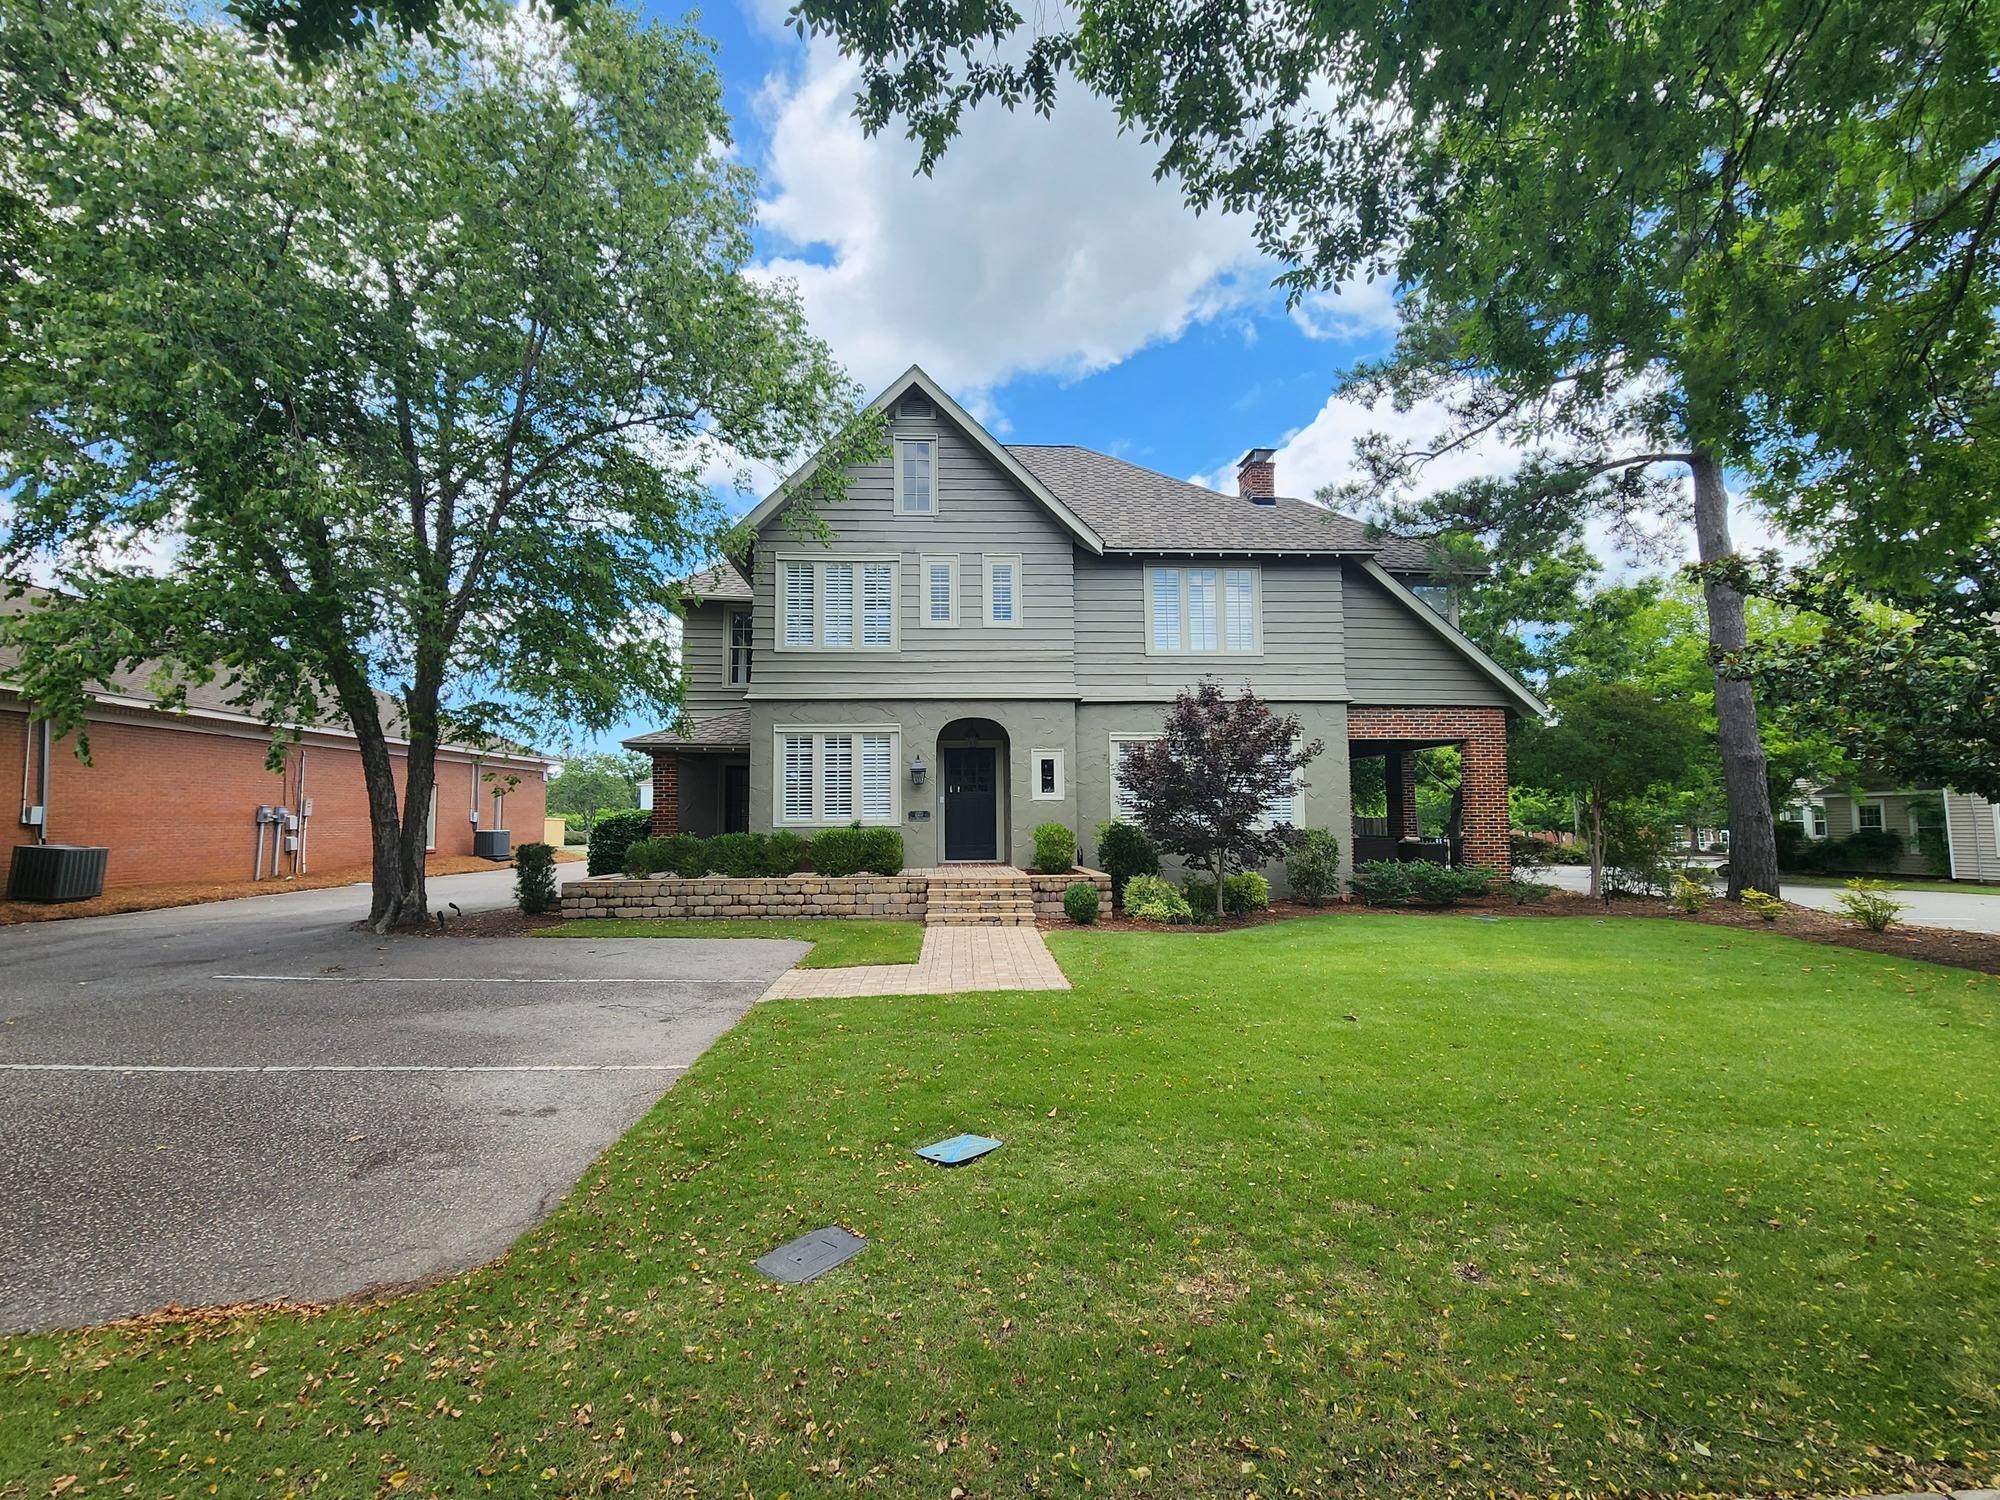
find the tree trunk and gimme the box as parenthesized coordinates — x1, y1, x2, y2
(1689, 449, 1781, 900)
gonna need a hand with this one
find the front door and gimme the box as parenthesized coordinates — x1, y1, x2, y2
(941, 747, 998, 862)
(724, 764, 750, 834)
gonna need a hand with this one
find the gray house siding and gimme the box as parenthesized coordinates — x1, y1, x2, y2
(679, 603, 748, 716)
(746, 419, 1078, 701)
(1072, 554, 1348, 701)
(1945, 790, 2000, 881)
(1340, 565, 1516, 706)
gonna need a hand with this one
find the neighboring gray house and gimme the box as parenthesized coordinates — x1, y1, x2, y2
(1789, 784, 2000, 881)
(627, 366, 1544, 882)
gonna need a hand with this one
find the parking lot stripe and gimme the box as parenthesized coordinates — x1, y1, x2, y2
(0, 1063, 691, 1074)
(212, 974, 750, 985)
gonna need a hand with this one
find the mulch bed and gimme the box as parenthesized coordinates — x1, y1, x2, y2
(426, 906, 564, 937)
(1052, 889, 2000, 977)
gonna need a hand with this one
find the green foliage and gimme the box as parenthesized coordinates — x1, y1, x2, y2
(1095, 820, 1160, 907)
(1352, 860, 1497, 908)
(857, 827, 905, 877)
(1032, 822, 1077, 875)
(766, 831, 811, 878)
(1500, 878, 1552, 904)
(0, 0, 874, 929)
(1835, 879, 1907, 934)
(619, 837, 663, 878)
(1911, 799, 1952, 878)
(1222, 871, 1270, 915)
(1741, 888, 1787, 922)
(1785, 829, 1907, 876)
(588, 809, 654, 877)
(513, 842, 559, 915)
(1603, 812, 1681, 899)
(1509, 832, 1555, 870)
(1284, 828, 1342, 905)
(1061, 882, 1100, 925)
(1669, 873, 1711, 915)
(547, 753, 651, 823)
(704, 833, 766, 879)
(1121, 873, 1192, 924)
(1179, 875, 1217, 918)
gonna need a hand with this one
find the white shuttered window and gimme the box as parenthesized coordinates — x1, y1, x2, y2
(821, 564, 854, 646)
(821, 736, 854, 820)
(774, 728, 902, 825)
(862, 565, 894, 645)
(1146, 565, 1260, 654)
(783, 564, 814, 647)
(1150, 568, 1182, 650)
(782, 735, 815, 820)
(777, 560, 897, 650)
(860, 735, 894, 820)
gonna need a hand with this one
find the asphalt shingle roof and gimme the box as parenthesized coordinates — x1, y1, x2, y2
(1004, 445, 1438, 570)
(623, 707, 751, 753)
(681, 560, 753, 602)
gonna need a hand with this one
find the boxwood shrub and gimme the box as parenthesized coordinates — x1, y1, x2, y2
(1062, 881, 1100, 925)
(1222, 871, 1271, 914)
(588, 808, 653, 876)
(1096, 820, 1160, 907)
(1033, 822, 1077, 875)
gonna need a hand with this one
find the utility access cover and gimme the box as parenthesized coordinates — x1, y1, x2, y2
(914, 1133, 1003, 1167)
(754, 1226, 866, 1284)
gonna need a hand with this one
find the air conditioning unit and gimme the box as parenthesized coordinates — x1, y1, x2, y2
(7, 844, 110, 903)
(473, 829, 511, 860)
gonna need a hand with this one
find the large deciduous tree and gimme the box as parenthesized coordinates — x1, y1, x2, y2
(0, 0, 874, 929)
(1116, 681, 1323, 917)
(789, 0, 2000, 900)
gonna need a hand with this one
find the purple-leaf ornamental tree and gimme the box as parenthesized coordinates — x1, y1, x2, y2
(1118, 680, 1325, 917)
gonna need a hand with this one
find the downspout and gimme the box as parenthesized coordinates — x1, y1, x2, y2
(31, 719, 50, 845)
(294, 746, 309, 875)
(469, 755, 482, 834)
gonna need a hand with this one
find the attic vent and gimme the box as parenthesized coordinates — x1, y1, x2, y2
(900, 392, 935, 419)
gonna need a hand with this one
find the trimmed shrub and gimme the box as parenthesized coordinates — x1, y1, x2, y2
(1062, 881, 1100, 925)
(1223, 871, 1271, 914)
(620, 836, 667, 878)
(1122, 873, 1192, 924)
(1501, 878, 1552, 903)
(1836, 877, 1905, 932)
(764, 831, 810, 877)
(1033, 822, 1077, 875)
(1407, 862, 1499, 906)
(1097, 820, 1160, 907)
(705, 832, 767, 879)
(1669, 872, 1711, 913)
(809, 825, 872, 877)
(1285, 828, 1342, 905)
(514, 842, 559, 914)
(1350, 859, 1418, 906)
(858, 826, 905, 876)
(588, 808, 653, 876)
(663, 833, 710, 879)
(1509, 831, 1555, 870)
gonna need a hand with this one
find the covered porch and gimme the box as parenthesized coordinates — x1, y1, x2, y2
(1347, 706, 1512, 874)
(625, 710, 751, 839)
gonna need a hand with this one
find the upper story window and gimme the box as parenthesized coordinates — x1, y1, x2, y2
(779, 559, 897, 650)
(985, 554, 1020, 627)
(728, 609, 753, 684)
(1409, 582, 1453, 620)
(922, 556, 958, 627)
(895, 438, 936, 514)
(1857, 802, 1886, 832)
(1145, 565, 1260, 654)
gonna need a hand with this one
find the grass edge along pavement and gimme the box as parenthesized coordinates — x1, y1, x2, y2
(537, 916, 924, 969)
(3, 914, 1997, 1498)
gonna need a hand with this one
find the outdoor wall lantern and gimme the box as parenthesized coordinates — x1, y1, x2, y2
(909, 753, 928, 786)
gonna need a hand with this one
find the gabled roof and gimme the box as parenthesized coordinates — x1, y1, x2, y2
(623, 707, 750, 754)
(1357, 560, 1549, 717)
(1005, 445, 1440, 568)
(741, 366, 1106, 555)
(680, 559, 753, 603)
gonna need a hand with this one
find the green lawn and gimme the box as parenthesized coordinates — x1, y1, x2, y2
(537, 916, 924, 968)
(5, 917, 1998, 1499)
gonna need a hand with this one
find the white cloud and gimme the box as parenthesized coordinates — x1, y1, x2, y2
(751, 44, 1271, 403)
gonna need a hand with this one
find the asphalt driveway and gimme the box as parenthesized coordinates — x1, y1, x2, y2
(0, 871, 804, 1332)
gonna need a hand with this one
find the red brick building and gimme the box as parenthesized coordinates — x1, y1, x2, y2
(4, 604, 552, 892)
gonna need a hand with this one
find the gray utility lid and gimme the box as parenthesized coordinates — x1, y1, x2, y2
(754, 1226, 866, 1284)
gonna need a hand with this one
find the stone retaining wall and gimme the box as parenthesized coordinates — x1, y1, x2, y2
(561, 867, 1114, 923)
(1026, 869, 1114, 921)
(562, 873, 929, 921)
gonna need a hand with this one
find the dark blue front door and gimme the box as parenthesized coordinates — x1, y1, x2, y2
(941, 747, 998, 861)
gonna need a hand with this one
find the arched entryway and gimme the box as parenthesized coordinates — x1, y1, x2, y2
(936, 718, 1009, 863)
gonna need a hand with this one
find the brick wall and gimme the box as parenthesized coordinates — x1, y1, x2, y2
(1348, 706, 1511, 874)
(565, 873, 928, 921)
(650, 752, 680, 836)
(3, 702, 546, 890)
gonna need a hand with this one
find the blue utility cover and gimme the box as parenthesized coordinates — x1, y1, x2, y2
(754, 1226, 865, 1284)
(915, 1133, 1003, 1166)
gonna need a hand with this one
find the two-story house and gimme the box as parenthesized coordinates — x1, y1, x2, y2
(625, 366, 1544, 884)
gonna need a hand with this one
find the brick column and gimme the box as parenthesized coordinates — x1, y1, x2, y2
(650, 752, 680, 836)
(1386, 748, 1421, 839)
(1455, 714, 1511, 875)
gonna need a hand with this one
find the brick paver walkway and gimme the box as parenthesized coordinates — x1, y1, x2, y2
(759, 924, 1069, 1000)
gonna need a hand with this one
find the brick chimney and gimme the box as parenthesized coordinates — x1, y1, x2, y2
(1237, 447, 1277, 504)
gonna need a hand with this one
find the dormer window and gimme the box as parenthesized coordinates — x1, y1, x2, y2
(895, 438, 935, 514)
(728, 609, 753, 684)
